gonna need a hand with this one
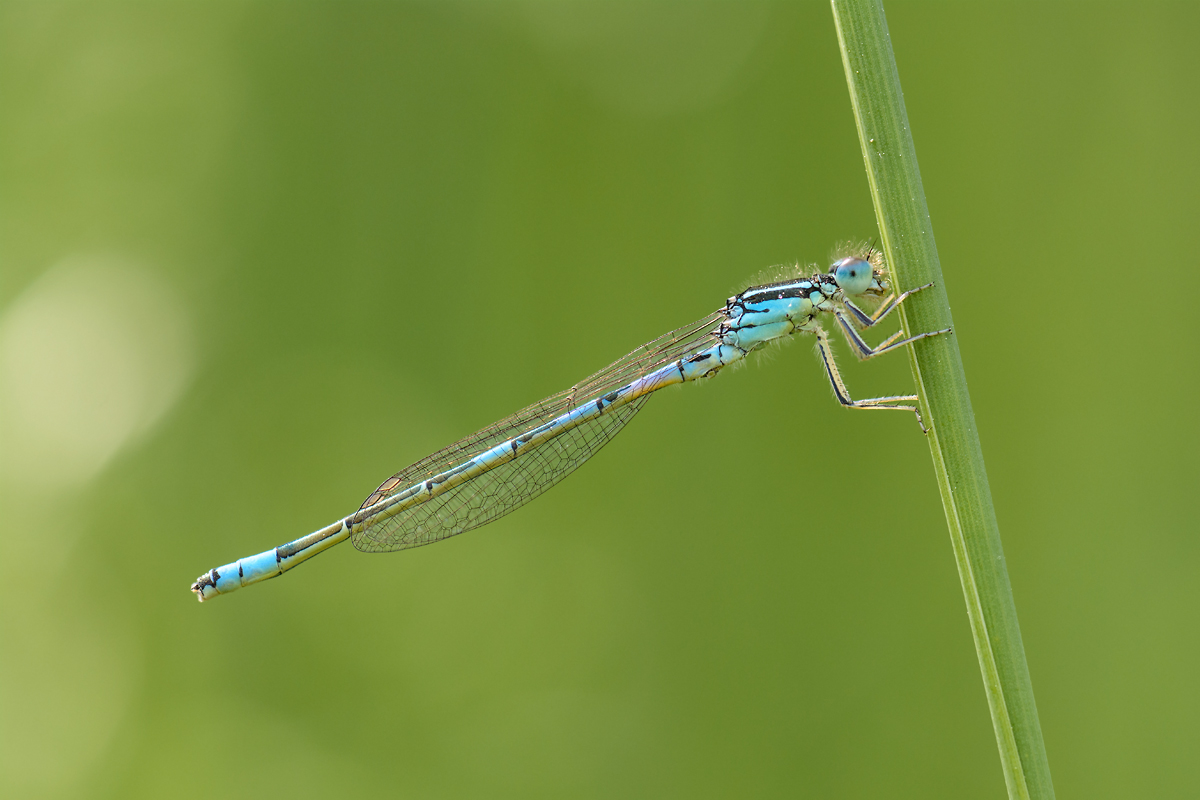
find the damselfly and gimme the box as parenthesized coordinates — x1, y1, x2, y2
(192, 246, 950, 601)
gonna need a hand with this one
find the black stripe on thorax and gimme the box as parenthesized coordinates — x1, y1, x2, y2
(738, 280, 814, 304)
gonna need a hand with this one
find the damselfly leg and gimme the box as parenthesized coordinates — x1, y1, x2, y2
(815, 282, 951, 432)
(842, 281, 934, 328)
(834, 281, 952, 362)
(813, 326, 930, 431)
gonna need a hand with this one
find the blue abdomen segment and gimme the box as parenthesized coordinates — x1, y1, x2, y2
(192, 519, 351, 601)
(225, 549, 280, 589)
(677, 343, 744, 380)
(194, 550, 278, 600)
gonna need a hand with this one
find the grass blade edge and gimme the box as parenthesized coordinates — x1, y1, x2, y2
(828, 2, 1056, 798)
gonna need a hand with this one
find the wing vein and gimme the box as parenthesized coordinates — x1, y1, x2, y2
(351, 310, 724, 552)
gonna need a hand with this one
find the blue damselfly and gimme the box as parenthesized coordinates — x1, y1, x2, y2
(192, 246, 950, 601)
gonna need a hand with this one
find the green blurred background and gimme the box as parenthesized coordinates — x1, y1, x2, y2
(3, 2, 1197, 797)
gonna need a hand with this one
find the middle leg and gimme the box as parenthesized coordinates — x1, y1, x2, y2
(835, 310, 952, 362)
(842, 282, 936, 329)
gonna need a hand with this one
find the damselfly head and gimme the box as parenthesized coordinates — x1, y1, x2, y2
(830, 241, 889, 296)
(830, 256, 888, 296)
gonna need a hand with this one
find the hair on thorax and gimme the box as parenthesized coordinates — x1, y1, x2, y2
(735, 240, 886, 295)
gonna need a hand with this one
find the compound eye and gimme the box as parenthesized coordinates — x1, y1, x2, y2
(832, 257, 874, 295)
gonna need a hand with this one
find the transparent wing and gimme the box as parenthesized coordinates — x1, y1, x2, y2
(352, 395, 649, 552)
(351, 310, 725, 553)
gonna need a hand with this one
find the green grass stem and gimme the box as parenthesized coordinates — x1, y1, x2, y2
(829, 2, 1055, 798)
